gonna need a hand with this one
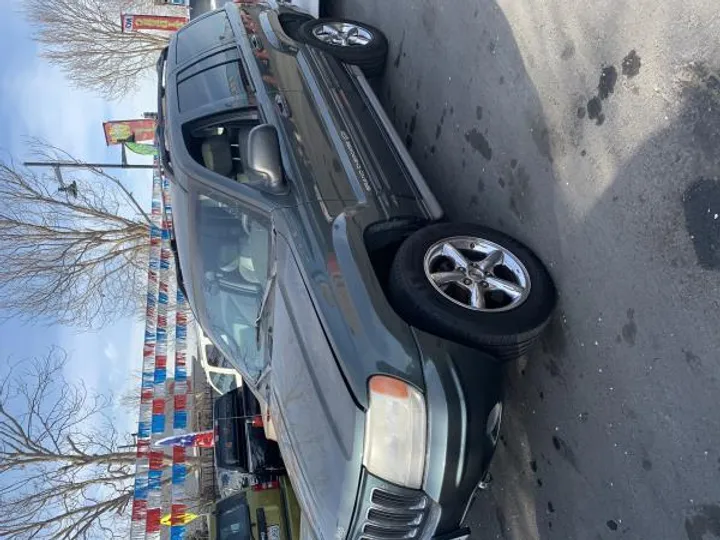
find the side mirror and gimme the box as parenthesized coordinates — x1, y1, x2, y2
(246, 124, 285, 192)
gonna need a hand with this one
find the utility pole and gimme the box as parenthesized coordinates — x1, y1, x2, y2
(24, 142, 155, 171)
(23, 160, 154, 170)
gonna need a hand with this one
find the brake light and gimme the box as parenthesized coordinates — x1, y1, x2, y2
(252, 415, 264, 428)
(252, 481, 279, 492)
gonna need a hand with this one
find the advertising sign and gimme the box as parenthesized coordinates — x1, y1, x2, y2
(121, 13, 187, 33)
(103, 119, 156, 146)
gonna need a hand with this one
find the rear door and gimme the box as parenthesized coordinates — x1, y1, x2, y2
(225, 3, 358, 216)
(227, 3, 423, 220)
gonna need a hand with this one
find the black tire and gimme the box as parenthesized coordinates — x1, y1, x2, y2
(296, 18, 388, 78)
(388, 223, 557, 361)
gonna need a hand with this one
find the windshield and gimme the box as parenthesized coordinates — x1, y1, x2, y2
(210, 371, 238, 394)
(216, 496, 252, 540)
(187, 188, 270, 381)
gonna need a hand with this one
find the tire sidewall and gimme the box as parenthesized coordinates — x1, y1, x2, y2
(391, 223, 556, 341)
(298, 18, 388, 61)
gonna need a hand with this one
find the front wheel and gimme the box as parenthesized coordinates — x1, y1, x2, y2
(296, 18, 388, 77)
(388, 223, 557, 361)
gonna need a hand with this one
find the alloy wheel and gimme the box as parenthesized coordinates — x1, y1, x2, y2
(311, 22, 373, 47)
(423, 236, 531, 312)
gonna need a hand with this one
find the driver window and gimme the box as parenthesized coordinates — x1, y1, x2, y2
(197, 194, 269, 287)
(194, 189, 270, 380)
(184, 112, 260, 184)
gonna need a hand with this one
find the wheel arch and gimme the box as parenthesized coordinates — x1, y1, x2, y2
(363, 216, 437, 290)
(277, 11, 314, 41)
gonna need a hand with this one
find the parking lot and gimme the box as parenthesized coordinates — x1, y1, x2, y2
(328, 0, 720, 538)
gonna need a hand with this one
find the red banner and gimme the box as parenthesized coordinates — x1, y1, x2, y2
(146, 508, 162, 534)
(103, 119, 156, 145)
(152, 398, 165, 415)
(174, 393, 188, 411)
(121, 13, 187, 33)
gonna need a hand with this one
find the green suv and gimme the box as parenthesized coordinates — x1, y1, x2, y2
(159, 3, 556, 539)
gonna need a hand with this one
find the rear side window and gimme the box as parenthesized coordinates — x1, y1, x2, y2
(176, 12, 234, 63)
(177, 52, 252, 113)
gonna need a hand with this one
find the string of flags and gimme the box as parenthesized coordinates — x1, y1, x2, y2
(130, 157, 192, 540)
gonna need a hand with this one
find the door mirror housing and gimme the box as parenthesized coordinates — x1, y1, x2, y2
(246, 124, 285, 192)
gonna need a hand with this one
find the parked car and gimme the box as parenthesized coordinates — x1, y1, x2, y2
(208, 476, 302, 540)
(198, 327, 243, 395)
(190, 0, 320, 20)
(214, 385, 285, 497)
(159, 3, 556, 539)
(199, 325, 279, 440)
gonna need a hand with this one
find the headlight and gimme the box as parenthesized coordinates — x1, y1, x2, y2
(362, 375, 427, 489)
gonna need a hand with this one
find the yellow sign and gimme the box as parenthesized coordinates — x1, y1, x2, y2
(161, 512, 198, 526)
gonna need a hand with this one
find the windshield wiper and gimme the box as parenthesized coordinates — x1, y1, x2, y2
(255, 270, 277, 349)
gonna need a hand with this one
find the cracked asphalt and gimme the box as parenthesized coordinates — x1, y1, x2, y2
(326, 1, 720, 538)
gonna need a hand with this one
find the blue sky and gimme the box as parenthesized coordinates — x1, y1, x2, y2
(0, 1, 159, 433)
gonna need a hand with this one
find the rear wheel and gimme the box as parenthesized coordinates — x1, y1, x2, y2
(296, 18, 388, 77)
(388, 223, 557, 361)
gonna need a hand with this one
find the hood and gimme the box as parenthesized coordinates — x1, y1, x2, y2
(267, 238, 364, 540)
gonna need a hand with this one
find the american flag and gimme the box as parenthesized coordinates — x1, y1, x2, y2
(154, 430, 215, 448)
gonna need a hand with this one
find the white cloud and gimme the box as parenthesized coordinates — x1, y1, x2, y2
(103, 341, 119, 361)
(60, 317, 145, 434)
(5, 62, 105, 159)
(3, 59, 157, 162)
(0, 5, 161, 435)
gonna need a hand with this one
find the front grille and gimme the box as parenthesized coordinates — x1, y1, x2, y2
(358, 487, 430, 540)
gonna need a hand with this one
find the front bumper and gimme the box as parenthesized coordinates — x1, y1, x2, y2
(414, 328, 504, 536)
(345, 330, 503, 540)
(347, 472, 440, 540)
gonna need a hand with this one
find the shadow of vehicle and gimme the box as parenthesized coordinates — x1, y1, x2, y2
(329, 0, 564, 538)
(331, 0, 720, 538)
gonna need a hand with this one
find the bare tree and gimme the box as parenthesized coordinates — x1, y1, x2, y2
(0, 142, 151, 328)
(23, 0, 177, 99)
(0, 348, 203, 539)
(0, 348, 138, 539)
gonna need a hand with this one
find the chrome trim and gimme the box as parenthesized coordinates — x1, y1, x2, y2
(348, 65, 444, 220)
(297, 53, 369, 203)
(423, 236, 531, 313)
(447, 360, 467, 488)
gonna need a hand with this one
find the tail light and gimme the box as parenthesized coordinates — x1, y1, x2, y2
(252, 481, 279, 492)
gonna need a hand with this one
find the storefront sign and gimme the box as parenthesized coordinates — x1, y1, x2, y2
(103, 119, 157, 146)
(121, 13, 187, 33)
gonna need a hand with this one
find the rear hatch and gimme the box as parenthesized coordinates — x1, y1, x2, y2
(214, 386, 285, 475)
(214, 387, 249, 471)
(213, 483, 292, 540)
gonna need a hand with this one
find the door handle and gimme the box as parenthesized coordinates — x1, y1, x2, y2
(250, 34, 263, 52)
(274, 94, 290, 118)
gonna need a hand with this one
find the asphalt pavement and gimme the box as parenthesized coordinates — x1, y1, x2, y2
(328, 1, 720, 538)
